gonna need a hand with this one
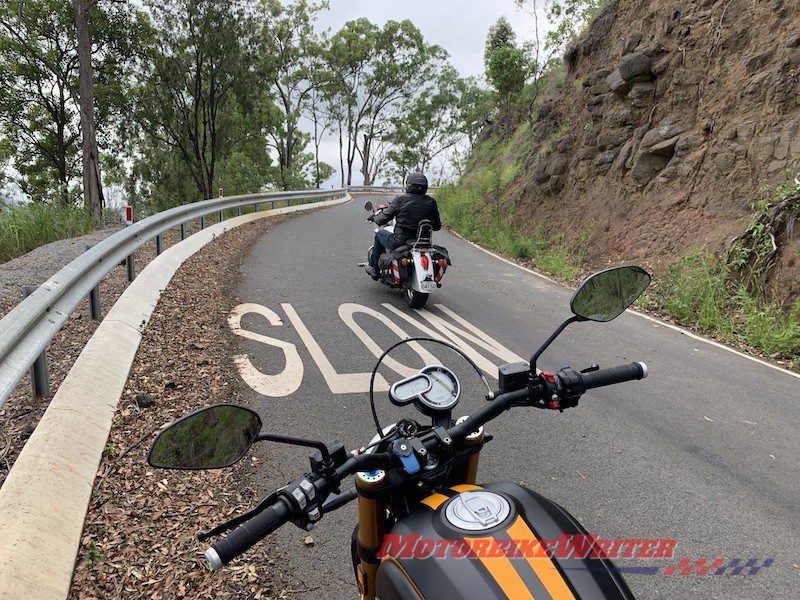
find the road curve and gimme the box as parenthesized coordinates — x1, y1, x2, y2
(230, 194, 798, 599)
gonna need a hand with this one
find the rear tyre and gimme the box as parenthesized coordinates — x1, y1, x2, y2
(406, 288, 429, 308)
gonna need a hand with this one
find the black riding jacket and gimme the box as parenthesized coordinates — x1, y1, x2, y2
(374, 192, 442, 242)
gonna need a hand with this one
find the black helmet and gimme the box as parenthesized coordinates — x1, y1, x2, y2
(405, 172, 428, 195)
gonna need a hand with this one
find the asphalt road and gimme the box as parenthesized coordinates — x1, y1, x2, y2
(232, 195, 799, 599)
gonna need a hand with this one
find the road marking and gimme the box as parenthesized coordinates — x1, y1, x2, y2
(383, 303, 524, 377)
(339, 303, 440, 377)
(282, 303, 391, 394)
(228, 304, 304, 397)
(457, 235, 800, 380)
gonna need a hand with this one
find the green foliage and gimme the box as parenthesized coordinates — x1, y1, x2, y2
(0, 0, 148, 205)
(484, 17, 517, 70)
(0, 202, 99, 263)
(486, 46, 528, 104)
(644, 252, 800, 361)
(436, 165, 585, 280)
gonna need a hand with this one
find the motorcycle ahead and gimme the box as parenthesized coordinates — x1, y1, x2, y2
(148, 265, 652, 599)
(357, 200, 451, 308)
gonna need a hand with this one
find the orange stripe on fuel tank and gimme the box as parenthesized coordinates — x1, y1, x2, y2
(451, 484, 481, 493)
(465, 538, 534, 600)
(420, 493, 449, 510)
(506, 517, 576, 600)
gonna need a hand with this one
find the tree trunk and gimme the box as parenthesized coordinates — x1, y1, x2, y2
(74, 0, 104, 219)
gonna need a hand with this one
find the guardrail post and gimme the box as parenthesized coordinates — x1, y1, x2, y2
(200, 215, 205, 230)
(126, 253, 136, 281)
(84, 245, 102, 320)
(155, 234, 163, 256)
(218, 210, 224, 223)
(237, 206, 242, 217)
(22, 286, 51, 397)
(180, 223, 186, 240)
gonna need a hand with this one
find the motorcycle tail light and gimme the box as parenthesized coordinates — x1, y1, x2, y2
(421, 254, 429, 270)
(401, 258, 410, 266)
(437, 259, 446, 267)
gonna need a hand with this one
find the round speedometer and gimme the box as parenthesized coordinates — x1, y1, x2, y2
(417, 366, 460, 414)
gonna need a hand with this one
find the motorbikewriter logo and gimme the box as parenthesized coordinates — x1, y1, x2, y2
(377, 533, 676, 561)
(377, 534, 775, 577)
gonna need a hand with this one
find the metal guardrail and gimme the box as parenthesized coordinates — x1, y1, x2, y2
(0, 188, 347, 406)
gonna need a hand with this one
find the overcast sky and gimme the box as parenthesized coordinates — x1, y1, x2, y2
(312, 0, 539, 187)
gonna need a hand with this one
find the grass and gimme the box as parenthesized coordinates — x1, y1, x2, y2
(0, 202, 100, 263)
(437, 172, 586, 281)
(643, 251, 800, 362)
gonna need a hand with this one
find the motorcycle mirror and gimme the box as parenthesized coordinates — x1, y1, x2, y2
(147, 404, 262, 470)
(570, 266, 651, 322)
(364, 201, 373, 212)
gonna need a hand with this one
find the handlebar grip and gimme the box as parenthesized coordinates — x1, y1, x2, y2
(580, 362, 648, 390)
(206, 498, 293, 570)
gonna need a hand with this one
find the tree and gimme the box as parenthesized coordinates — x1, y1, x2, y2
(257, 0, 327, 190)
(0, 0, 144, 206)
(138, 0, 252, 201)
(484, 17, 516, 70)
(486, 45, 527, 106)
(325, 19, 448, 185)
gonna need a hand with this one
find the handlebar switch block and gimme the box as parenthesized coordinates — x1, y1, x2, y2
(498, 362, 530, 393)
(556, 367, 586, 407)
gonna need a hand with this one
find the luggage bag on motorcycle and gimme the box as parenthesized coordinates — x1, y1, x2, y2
(376, 482, 633, 600)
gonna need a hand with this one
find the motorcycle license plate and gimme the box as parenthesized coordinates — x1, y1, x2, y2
(420, 281, 437, 292)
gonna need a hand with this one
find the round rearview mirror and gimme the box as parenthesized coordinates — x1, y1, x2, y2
(147, 404, 262, 470)
(364, 201, 374, 212)
(571, 266, 651, 322)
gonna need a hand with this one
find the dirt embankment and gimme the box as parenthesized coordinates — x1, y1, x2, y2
(489, 0, 799, 303)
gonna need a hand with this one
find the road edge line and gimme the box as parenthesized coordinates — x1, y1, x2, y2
(455, 233, 800, 381)
(0, 194, 351, 600)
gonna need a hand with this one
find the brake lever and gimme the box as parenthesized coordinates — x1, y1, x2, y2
(196, 490, 281, 542)
(580, 364, 600, 374)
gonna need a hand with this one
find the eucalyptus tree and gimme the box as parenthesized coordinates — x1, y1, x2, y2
(324, 19, 448, 185)
(0, 0, 143, 206)
(257, 0, 328, 190)
(138, 0, 255, 201)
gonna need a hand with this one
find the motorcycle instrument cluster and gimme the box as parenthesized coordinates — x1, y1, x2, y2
(389, 365, 461, 415)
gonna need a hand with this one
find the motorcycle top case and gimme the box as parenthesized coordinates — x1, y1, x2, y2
(375, 482, 633, 600)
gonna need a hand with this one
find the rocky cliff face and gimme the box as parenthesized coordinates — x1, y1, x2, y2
(497, 0, 799, 302)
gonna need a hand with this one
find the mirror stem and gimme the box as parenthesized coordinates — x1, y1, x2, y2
(530, 315, 585, 372)
(255, 433, 331, 463)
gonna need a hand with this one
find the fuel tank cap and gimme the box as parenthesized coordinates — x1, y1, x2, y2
(444, 491, 511, 531)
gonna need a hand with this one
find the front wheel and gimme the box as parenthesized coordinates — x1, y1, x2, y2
(406, 288, 429, 308)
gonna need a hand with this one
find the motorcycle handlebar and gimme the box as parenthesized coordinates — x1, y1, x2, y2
(206, 497, 293, 571)
(579, 362, 648, 390)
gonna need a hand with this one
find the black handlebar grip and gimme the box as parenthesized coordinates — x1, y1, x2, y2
(580, 362, 648, 390)
(206, 498, 293, 570)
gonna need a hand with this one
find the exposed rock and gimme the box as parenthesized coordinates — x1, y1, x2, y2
(606, 69, 630, 94)
(714, 151, 737, 172)
(546, 155, 569, 176)
(766, 159, 788, 173)
(607, 108, 634, 127)
(651, 53, 672, 76)
(628, 81, 655, 108)
(622, 33, 642, 54)
(641, 118, 688, 148)
(618, 52, 652, 81)
(787, 29, 800, 48)
(597, 128, 632, 150)
(579, 146, 598, 160)
(736, 121, 757, 142)
(631, 150, 673, 184)
(675, 135, 705, 156)
(745, 51, 774, 74)
(613, 140, 635, 170)
(590, 81, 611, 95)
(649, 135, 681, 156)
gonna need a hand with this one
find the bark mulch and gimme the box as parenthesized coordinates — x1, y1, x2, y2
(69, 215, 305, 599)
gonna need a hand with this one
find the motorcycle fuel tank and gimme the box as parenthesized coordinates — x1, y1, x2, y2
(375, 482, 633, 600)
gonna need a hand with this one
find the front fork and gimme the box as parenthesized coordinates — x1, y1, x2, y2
(354, 430, 485, 600)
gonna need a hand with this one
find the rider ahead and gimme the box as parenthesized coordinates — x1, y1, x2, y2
(365, 172, 441, 279)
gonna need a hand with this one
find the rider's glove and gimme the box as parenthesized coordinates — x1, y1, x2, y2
(367, 214, 376, 222)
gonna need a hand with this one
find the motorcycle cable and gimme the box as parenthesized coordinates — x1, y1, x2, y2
(368, 337, 493, 436)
